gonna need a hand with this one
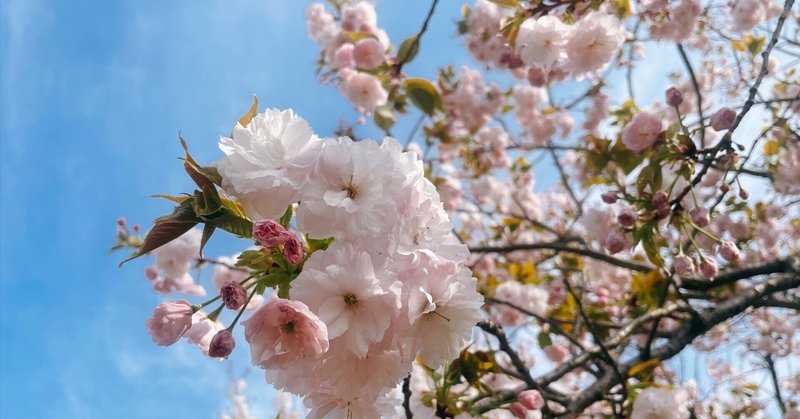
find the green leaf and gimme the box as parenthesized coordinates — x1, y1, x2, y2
(373, 105, 396, 134)
(642, 234, 664, 267)
(206, 207, 253, 238)
(628, 359, 661, 378)
(614, 0, 632, 17)
(151, 193, 192, 204)
(278, 205, 294, 227)
(238, 95, 259, 128)
(403, 78, 441, 116)
(537, 331, 553, 349)
(488, 0, 518, 8)
(119, 199, 200, 267)
(745, 35, 765, 57)
(178, 139, 220, 212)
(199, 223, 215, 258)
(396, 35, 420, 64)
(236, 250, 272, 271)
(306, 236, 334, 252)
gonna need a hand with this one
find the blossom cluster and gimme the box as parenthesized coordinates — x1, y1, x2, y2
(140, 107, 483, 418)
(305, 2, 390, 113)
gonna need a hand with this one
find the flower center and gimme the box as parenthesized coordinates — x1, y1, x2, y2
(344, 175, 358, 199)
(283, 321, 295, 333)
(343, 293, 359, 308)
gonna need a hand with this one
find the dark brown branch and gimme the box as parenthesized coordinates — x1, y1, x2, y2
(393, 0, 439, 75)
(680, 256, 797, 291)
(477, 320, 556, 418)
(727, 0, 796, 134)
(563, 273, 800, 415)
(403, 374, 413, 419)
(765, 354, 786, 413)
(676, 44, 706, 148)
(469, 241, 651, 272)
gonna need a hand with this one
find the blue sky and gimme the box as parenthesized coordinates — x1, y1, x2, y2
(1, 0, 780, 418)
(0, 1, 482, 417)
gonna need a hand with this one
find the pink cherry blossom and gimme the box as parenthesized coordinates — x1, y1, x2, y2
(564, 12, 627, 77)
(516, 16, 566, 69)
(290, 243, 400, 358)
(145, 300, 193, 346)
(622, 111, 663, 153)
(352, 38, 385, 70)
(338, 70, 387, 113)
(242, 298, 329, 373)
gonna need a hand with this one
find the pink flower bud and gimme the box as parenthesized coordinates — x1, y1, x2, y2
(710, 107, 736, 131)
(117, 217, 127, 227)
(666, 86, 683, 107)
(655, 204, 671, 219)
(283, 235, 305, 265)
(527, 67, 548, 87)
(617, 206, 638, 228)
(221, 282, 248, 310)
(145, 300, 193, 346)
(652, 191, 668, 206)
(518, 390, 545, 410)
(700, 258, 718, 278)
(720, 184, 730, 193)
(253, 220, 291, 248)
(673, 254, 695, 277)
(604, 230, 627, 254)
(719, 240, 740, 262)
(601, 191, 618, 204)
(690, 207, 710, 228)
(739, 188, 749, 200)
(144, 265, 160, 281)
(510, 402, 527, 419)
(208, 329, 236, 359)
(132, 224, 141, 233)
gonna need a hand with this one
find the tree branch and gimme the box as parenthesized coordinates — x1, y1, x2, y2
(469, 241, 651, 272)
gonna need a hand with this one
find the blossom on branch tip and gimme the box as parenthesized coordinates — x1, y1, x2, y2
(145, 300, 193, 346)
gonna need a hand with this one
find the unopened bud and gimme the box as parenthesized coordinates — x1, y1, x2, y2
(117, 217, 127, 227)
(699, 258, 718, 279)
(253, 219, 291, 248)
(710, 107, 736, 131)
(283, 235, 306, 265)
(690, 207, 710, 228)
(601, 191, 618, 204)
(720, 184, 730, 193)
(617, 206, 638, 228)
(666, 86, 683, 107)
(719, 240, 741, 262)
(604, 230, 626, 254)
(221, 282, 248, 310)
(655, 204, 671, 219)
(132, 224, 141, 233)
(739, 188, 749, 200)
(208, 329, 236, 359)
(673, 254, 695, 277)
(527, 67, 548, 87)
(652, 191, 668, 206)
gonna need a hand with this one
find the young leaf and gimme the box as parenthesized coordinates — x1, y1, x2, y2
(396, 35, 420, 64)
(119, 199, 200, 267)
(238, 95, 259, 128)
(403, 78, 442, 116)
